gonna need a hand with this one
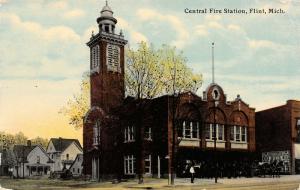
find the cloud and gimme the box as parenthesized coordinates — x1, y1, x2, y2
(82, 26, 98, 43)
(0, 12, 86, 81)
(205, 14, 222, 21)
(47, 1, 68, 10)
(227, 24, 241, 31)
(136, 8, 189, 48)
(208, 21, 224, 29)
(248, 40, 277, 49)
(1, 12, 80, 42)
(194, 25, 208, 36)
(117, 17, 148, 44)
(63, 9, 85, 19)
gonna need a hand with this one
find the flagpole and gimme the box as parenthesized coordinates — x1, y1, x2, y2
(212, 42, 215, 84)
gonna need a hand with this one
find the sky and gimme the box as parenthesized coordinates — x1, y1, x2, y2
(0, 0, 299, 143)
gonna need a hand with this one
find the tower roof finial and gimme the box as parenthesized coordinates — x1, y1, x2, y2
(106, 0, 108, 6)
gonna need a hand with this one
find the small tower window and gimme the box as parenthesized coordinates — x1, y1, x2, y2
(105, 24, 109, 33)
(112, 25, 115, 33)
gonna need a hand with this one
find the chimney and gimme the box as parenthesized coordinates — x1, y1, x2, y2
(27, 140, 31, 147)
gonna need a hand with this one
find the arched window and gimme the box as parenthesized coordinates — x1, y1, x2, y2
(93, 120, 101, 146)
(229, 112, 248, 143)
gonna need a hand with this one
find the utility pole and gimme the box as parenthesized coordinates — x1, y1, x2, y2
(170, 56, 178, 186)
(212, 42, 215, 84)
(212, 42, 218, 183)
(213, 101, 218, 183)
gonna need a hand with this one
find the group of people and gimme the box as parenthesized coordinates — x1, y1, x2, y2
(182, 160, 257, 183)
(185, 159, 286, 183)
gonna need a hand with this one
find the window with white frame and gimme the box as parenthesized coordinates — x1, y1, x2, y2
(144, 154, 151, 174)
(91, 45, 100, 71)
(144, 127, 152, 140)
(218, 124, 224, 140)
(181, 121, 199, 139)
(205, 123, 224, 141)
(93, 120, 101, 146)
(230, 126, 235, 141)
(124, 155, 135, 175)
(124, 126, 135, 142)
(230, 126, 247, 142)
(241, 127, 246, 142)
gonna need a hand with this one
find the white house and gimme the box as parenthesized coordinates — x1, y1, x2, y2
(46, 138, 82, 171)
(69, 154, 83, 177)
(13, 142, 53, 178)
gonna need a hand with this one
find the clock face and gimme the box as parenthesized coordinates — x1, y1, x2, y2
(107, 43, 120, 72)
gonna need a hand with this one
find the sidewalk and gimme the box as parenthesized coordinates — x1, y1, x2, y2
(123, 175, 300, 189)
(218, 175, 300, 185)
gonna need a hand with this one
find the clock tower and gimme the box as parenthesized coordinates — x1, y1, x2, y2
(87, 2, 127, 113)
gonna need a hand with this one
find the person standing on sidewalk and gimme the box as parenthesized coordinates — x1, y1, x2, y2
(190, 164, 195, 183)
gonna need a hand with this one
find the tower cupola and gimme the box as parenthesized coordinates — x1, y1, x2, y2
(97, 1, 117, 33)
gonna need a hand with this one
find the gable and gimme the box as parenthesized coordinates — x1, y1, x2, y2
(27, 146, 50, 164)
(49, 138, 82, 152)
(61, 142, 83, 160)
(46, 140, 56, 153)
(70, 154, 83, 169)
